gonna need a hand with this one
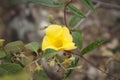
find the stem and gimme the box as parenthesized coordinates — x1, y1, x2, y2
(64, 0, 72, 27)
(76, 53, 120, 80)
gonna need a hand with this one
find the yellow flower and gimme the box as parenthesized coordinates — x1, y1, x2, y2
(42, 24, 77, 51)
(0, 39, 5, 46)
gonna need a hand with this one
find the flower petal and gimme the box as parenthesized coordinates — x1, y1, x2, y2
(62, 27, 73, 42)
(62, 42, 77, 50)
(42, 36, 59, 51)
(46, 25, 63, 39)
(0, 39, 5, 46)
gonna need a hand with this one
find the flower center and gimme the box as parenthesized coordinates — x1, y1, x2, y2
(53, 39, 63, 48)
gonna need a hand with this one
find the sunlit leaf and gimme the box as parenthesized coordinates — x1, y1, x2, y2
(67, 4, 86, 18)
(44, 48, 58, 60)
(81, 39, 106, 55)
(4, 41, 24, 54)
(25, 42, 40, 54)
(72, 30, 83, 48)
(81, 0, 95, 11)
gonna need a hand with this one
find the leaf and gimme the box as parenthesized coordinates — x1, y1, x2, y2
(5, 0, 64, 7)
(0, 67, 8, 76)
(19, 54, 31, 66)
(33, 70, 50, 80)
(33, 0, 64, 7)
(69, 15, 81, 28)
(72, 30, 83, 48)
(0, 49, 6, 58)
(25, 42, 40, 54)
(67, 4, 86, 18)
(81, 39, 106, 55)
(4, 54, 13, 63)
(0, 63, 23, 75)
(65, 57, 79, 78)
(44, 48, 58, 60)
(4, 41, 24, 54)
(81, 0, 95, 11)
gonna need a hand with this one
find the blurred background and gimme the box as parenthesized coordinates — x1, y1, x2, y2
(0, 0, 120, 80)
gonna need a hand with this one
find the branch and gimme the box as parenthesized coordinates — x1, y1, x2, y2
(75, 2, 100, 29)
(75, 0, 120, 29)
(92, 0, 120, 10)
(75, 52, 120, 80)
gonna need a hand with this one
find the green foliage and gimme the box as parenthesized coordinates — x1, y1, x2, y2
(33, 70, 50, 80)
(3, 54, 13, 63)
(0, 63, 23, 76)
(67, 4, 86, 18)
(19, 54, 30, 66)
(81, 39, 106, 55)
(0, 67, 8, 76)
(0, 73, 30, 80)
(72, 30, 83, 48)
(44, 48, 58, 60)
(69, 15, 81, 28)
(6, 0, 64, 7)
(25, 42, 40, 54)
(65, 57, 79, 78)
(4, 41, 24, 54)
(33, 0, 64, 7)
(81, 0, 95, 11)
(0, 0, 104, 80)
(0, 49, 6, 58)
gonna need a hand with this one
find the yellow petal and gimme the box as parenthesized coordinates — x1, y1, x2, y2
(42, 36, 59, 51)
(46, 25, 63, 39)
(62, 42, 77, 50)
(0, 39, 5, 46)
(42, 25, 77, 51)
(62, 27, 73, 42)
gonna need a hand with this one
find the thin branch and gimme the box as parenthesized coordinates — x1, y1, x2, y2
(92, 0, 120, 10)
(75, 2, 100, 29)
(75, 53, 120, 80)
(75, 0, 120, 29)
(64, 0, 72, 27)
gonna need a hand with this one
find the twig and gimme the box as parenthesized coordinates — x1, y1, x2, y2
(92, 0, 120, 10)
(64, 0, 72, 27)
(75, 0, 120, 29)
(75, 2, 100, 29)
(75, 53, 120, 80)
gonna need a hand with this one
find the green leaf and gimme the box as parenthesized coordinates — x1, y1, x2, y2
(0, 49, 6, 58)
(5, 0, 64, 7)
(72, 30, 83, 48)
(0, 67, 8, 76)
(0, 63, 23, 75)
(44, 48, 58, 60)
(81, 0, 95, 11)
(67, 4, 86, 18)
(33, 70, 50, 80)
(4, 41, 24, 54)
(25, 42, 40, 54)
(33, 0, 64, 7)
(69, 15, 81, 28)
(4, 54, 13, 63)
(65, 57, 79, 78)
(81, 39, 106, 55)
